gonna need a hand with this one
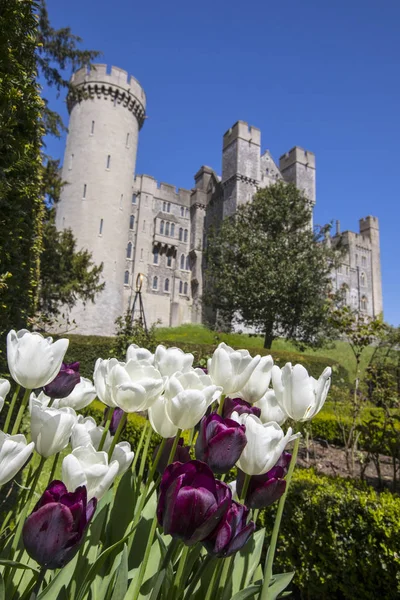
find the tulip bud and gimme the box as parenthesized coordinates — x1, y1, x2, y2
(195, 414, 247, 474)
(55, 377, 97, 410)
(222, 397, 261, 419)
(203, 500, 255, 558)
(43, 363, 81, 399)
(157, 460, 231, 545)
(23, 481, 96, 569)
(154, 437, 191, 475)
(104, 407, 126, 435)
(236, 452, 291, 509)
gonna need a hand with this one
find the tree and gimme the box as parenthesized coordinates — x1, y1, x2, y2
(204, 182, 340, 348)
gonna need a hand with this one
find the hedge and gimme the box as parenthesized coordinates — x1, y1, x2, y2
(260, 469, 400, 599)
(63, 335, 348, 386)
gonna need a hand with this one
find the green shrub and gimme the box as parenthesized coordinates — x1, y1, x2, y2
(260, 469, 400, 599)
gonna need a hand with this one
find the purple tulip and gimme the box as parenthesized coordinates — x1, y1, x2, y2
(43, 362, 81, 399)
(203, 500, 255, 558)
(104, 407, 126, 435)
(22, 480, 96, 569)
(154, 437, 191, 475)
(157, 460, 231, 545)
(195, 413, 247, 474)
(236, 452, 292, 509)
(222, 397, 261, 420)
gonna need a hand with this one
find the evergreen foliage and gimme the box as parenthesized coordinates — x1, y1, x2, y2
(204, 182, 341, 348)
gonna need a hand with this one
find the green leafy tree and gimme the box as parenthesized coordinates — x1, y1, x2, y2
(204, 182, 340, 348)
(112, 311, 158, 360)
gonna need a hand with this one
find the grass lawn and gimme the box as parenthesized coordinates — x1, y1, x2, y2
(156, 323, 375, 380)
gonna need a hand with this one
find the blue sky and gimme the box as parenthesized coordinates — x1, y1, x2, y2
(45, 0, 400, 325)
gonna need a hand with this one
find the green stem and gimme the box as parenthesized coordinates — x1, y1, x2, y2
(216, 556, 232, 600)
(98, 407, 114, 451)
(131, 420, 148, 473)
(240, 473, 251, 503)
(11, 388, 31, 435)
(259, 436, 300, 600)
(183, 555, 213, 600)
(46, 452, 60, 487)
(107, 412, 128, 460)
(168, 545, 190, 600)
(253, 509, 260, 524)
(137, 421, 152, 488)
(205, 558, 223, 600)
(167, 429, 182, 465)
(217, 394, 226, 416)
(129, 514, 158, 600)
(26, 456, 47, 507)
(145, 437, 166, 486)
(3, 384, 21, 434)
(29, 566, 47, 599)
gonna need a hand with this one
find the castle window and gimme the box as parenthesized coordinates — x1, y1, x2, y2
(126, 242, 133, 259)
(179, 228, 183, 241)
(152, 276, 158, 290)
(361, 272, 366, 286)
(160, 220, 164, 234)
(163, 201, 167, 212)
(69, 154, 73, 170)
(185, 256, 190, 271)
(184, 229, 188, 243)
(129, 214, 135, 230)
(180, 207, 184, 217)
(165, 222, 170, 236)
(185, 208, 189, 217)
(179, 280, 183, 294)
(83, 184, 87, 199)
(91, 121, 95, 135)
(362, 256, 366, 266)
(167, 203, 171, 213)
(124, 271, 129, 285)
(167, 255, 172, 267)
(99, 219, 103, 235)
(106, 155, 111, 169)
(180, 254, 185, 270)
(153, 248, 159, 265)
(355, 253, 359, 265)
(170, 223, 175, 237)
(184, 282, 188, 295)
(143, 220, 146, 232)
(361, 296, 367, 310)
(164, 278, 170, 292)
(126, 133, 130, 147)
(132, 194, 137, 205)
(120, 194, 123, 209)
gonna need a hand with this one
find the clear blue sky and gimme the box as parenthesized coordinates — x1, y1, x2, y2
(45, 0, 400, 326)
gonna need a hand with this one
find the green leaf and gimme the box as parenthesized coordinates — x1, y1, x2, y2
(107, 470, 137, 546)
(266, 572, 295, 600)
(148, 569, 166, 600)
(231, 528, 265, 595)
(113, 544, 129, 600)
(0, 559, 39, 572)
(37, 554, 79, 600)
(0, 572, 5, 600)
(230, 585, 261, 600)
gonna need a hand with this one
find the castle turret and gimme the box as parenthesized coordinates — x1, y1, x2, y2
(56, 64, 146, 335)
(359, 216, 383, 316)
(279, 146, 316, 227)
(221, 121, 261, 218)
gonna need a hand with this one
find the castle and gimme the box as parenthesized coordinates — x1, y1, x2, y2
(55, 64, 383, 336)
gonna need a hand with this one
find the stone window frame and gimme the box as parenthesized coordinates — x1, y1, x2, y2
(360, 272, 366, 286)
(184, 282, 188, 295)
(180, 254, 185, 270)
(160, 220, 164, 235)
(165, 222, 170, 236)
(166, 254, 173, 268)
(126, 242, 133, 259)
(179, 227, 183, 241)
(153, 247, 159, 265)
(361, 295, 367, 311)
(129, 214, 135, 230)
(152, 275, 158, 290)
(184, 229, 188, 243)
(170, 223, 175, 237)
(179, 280, 183, 294)
(164, 278, 170, 293)
(124, 270, 129, 285)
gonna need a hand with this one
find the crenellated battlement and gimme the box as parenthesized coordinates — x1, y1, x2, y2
(279, 146, 315, 170)
(68, 64, 146, 126)
(223, 121, 261, 149)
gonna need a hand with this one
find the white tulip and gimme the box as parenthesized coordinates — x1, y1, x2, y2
(0, 378, 11, 412)
(111, 441, 134, 476)
(126, 344, 154, 365)
(7, 329, 69, 389)
(29, 399, 77, 458)
(110, 361, 166, 413)
(55, 377, 97, 410)
(237, 355, 274, 404)
(271, 363, 332, 422)
(0, 432, 34, 485)
(62, 444, 119, 500)
(165, 369, 222, 430)
(154, 345, 194, 377)
(148, 394, 179, 438)
(232, 412, 296, 476)
(207, 343, 261, 395)
(254, 390, 288, 426)
(93, 358, 122, 408)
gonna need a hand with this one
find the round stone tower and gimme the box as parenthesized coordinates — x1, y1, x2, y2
(56, 64, 146, 336)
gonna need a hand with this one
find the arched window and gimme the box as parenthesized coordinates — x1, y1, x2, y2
(124, 271, 129, 285)
(163, 201, 167, 212)
(360, 272, 366, 286)
(167, 203, 171, 213)
(170, 223, 175, 237)
(179, 280, 183, 294)
(164, 278, 170, 292)
(129, 214, 135, 230)
(132, 194, 137, 205)
(153, 248, 159, 265)
(165, 222, 170, 236)
(160, 220, 164, 234)
(152, 276, 158, 290)
(184, 282, 188, 295)
(184, 229, 188, 242)
(167, 255, 172, 267)
(180, 254, 185, 270)
(126, 242, 132, 259)
(361, 296, 367, 310)
(185, 256, 190, 271)
(106, 155, 111, 169)
(179, 228, 183, 241)
(180, 207, 184, 217)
